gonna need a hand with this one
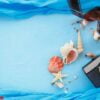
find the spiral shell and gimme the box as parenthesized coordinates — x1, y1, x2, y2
(77, 30, 84, 54)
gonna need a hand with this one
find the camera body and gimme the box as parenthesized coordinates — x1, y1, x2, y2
(83, 56, 100, 87)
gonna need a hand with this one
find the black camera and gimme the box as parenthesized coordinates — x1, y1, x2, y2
(83, 56, 100, 87)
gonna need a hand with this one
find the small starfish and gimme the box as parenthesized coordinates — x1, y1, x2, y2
(51, 71, 67, 84)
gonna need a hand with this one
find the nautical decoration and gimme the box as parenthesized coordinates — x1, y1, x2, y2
(81, 19, 88, 27)
(60, 41, 79, 64)
(93, 30, 100, 40)
(51, 71, 67, 84)
(48, 29, 84, 91)
(48, 9, 99, 91)
(85, 52, 97, 59)
(77, 30, 84, 53)
(90, 21, 100, 41)
(48, 56, 64, 73)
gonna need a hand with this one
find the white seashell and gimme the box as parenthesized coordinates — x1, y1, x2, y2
(64, 48, 78, 64)
(81, 19, 88, 27)
(77, 30, 84, 54)
(93, 30, 100, 40)
(60, 41, 78, 64)
(60, 41, 74, 57)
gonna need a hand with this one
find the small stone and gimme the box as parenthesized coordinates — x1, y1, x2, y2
(67, 80, 72, 84)
(85, 52, 97, 59)
(63, 88, 68, 94)
(48, 56, 64, 73)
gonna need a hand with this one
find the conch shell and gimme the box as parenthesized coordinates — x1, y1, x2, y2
(60, 41, 78, 64)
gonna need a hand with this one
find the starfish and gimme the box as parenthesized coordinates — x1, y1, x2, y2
(51, 71, 67, 84)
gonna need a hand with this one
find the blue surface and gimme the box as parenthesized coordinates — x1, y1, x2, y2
(0, 0, 100, 99)
(0, 14, 100, 94)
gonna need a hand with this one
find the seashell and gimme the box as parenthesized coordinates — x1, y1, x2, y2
(81, 19, 88, 27)
(60, 41, 74, 57)
(48, 56, 64, 73)
(77, 30, 84, 53)
(60, 41, 78, 64)
(93, 30, 100, 40)
(85, 52, 97, 59)
(63, 48, 78, 64)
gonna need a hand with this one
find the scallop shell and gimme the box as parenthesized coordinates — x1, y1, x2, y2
(48, 56, 64, 73)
